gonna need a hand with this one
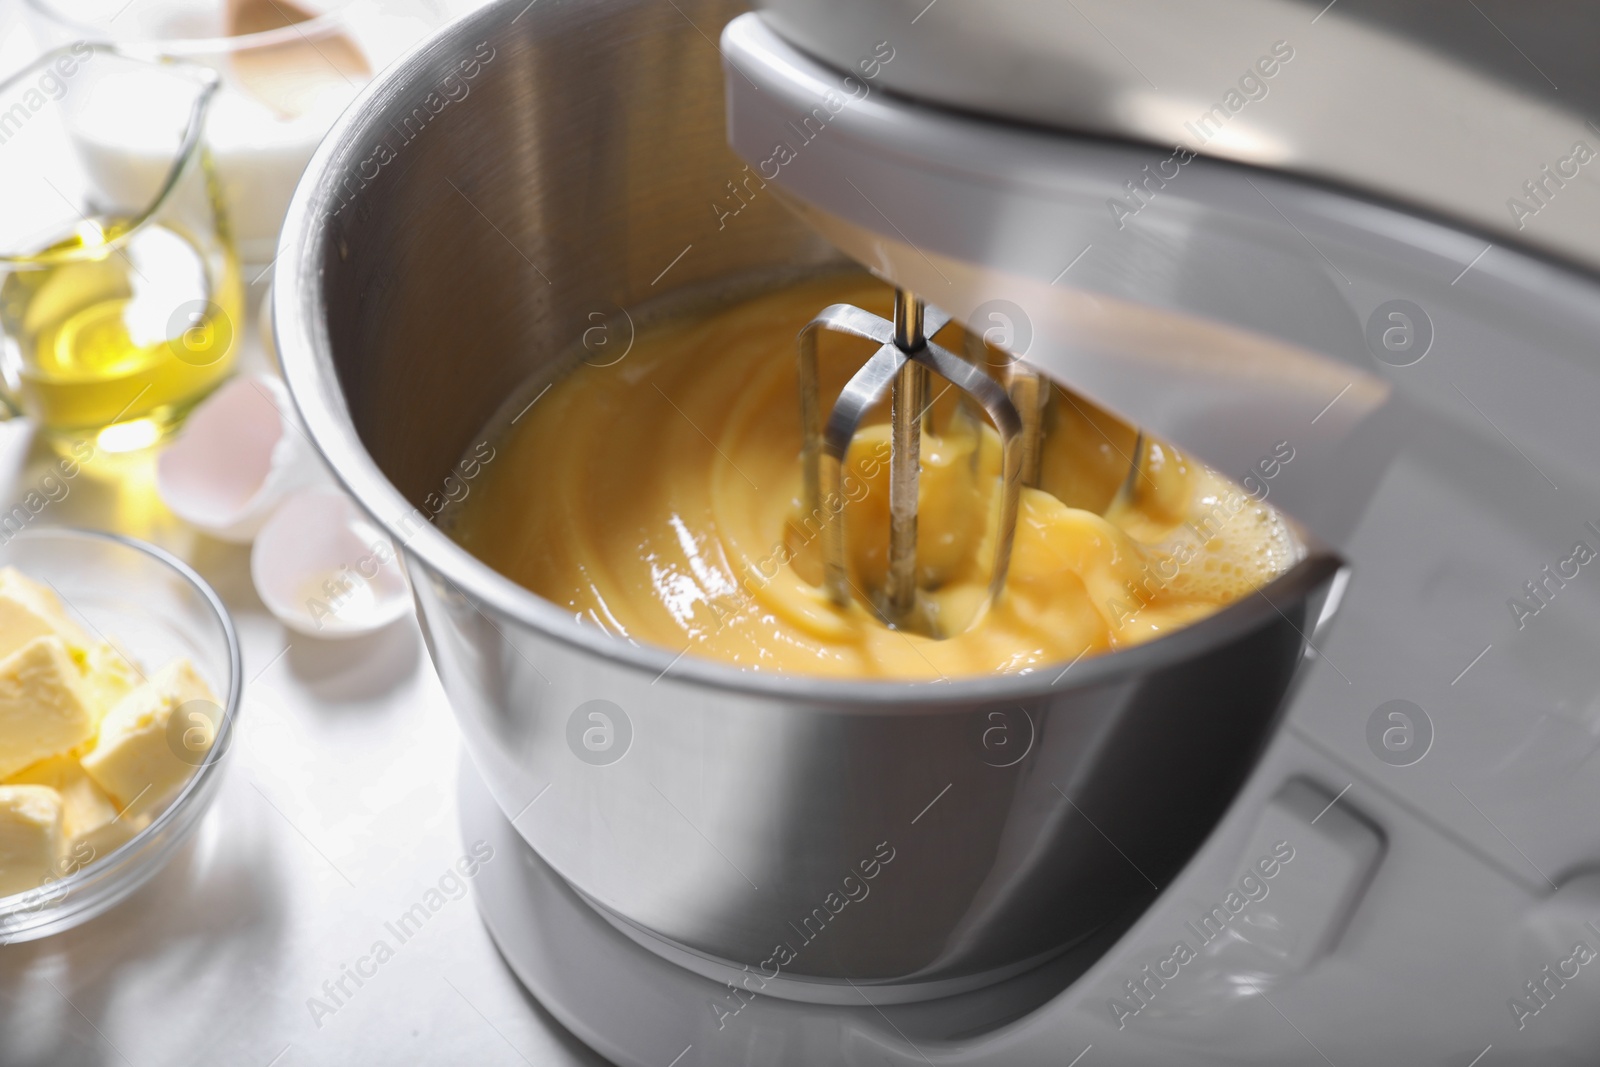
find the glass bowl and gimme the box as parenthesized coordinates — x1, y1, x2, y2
(0, 526, 241, 944)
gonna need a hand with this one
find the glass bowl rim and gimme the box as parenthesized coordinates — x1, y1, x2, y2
(0, 525, 243, 917)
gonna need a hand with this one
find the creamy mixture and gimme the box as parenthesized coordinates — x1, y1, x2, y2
(447, 276, 1301, 680)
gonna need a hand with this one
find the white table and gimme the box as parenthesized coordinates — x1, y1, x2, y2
(0, 283, 609, 1067)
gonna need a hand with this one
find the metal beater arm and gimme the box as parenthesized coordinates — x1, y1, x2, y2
(900, 340, 1023, 610)
(797, 302, 951, 519)
(797, 300, 1021, 635)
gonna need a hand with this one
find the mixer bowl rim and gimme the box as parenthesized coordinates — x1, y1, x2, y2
(272, 0, 1345, 708)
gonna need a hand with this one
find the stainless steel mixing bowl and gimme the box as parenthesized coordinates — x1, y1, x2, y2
(273, 0, 1343, 996)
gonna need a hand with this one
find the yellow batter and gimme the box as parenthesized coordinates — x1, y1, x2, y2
(447, 276, 1301, 680)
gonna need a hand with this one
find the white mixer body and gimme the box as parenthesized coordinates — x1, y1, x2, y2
(714, 7, 1600, 1063)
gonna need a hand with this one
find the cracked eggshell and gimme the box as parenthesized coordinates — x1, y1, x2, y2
(157, 374, 321, 542)
(251, 487, 412, 639)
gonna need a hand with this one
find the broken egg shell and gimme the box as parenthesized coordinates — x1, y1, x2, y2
(251, 487, 412, 639)
(157, 374, 320, 542)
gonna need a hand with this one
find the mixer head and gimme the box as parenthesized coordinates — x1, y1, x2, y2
(721, 10, 1398, 548)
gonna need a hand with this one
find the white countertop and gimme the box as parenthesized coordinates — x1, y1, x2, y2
(0, 283, 607, 1067)
(2, 289, 623, 1067)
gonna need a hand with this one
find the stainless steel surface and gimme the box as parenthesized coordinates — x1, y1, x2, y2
(460, 755, 1136, 1064)
(1002, 362, 1046, 491)
(892, 329, 1024, 628)
(274, 0, 1343, 989)
(1110, 431, 1146, 512)
(800, 295, 1023, 636)
(885, 289, 926, 628)
(961, 332, 1048, 492)
(798, 300, 953, 612)
(751, 0, 1600, 275)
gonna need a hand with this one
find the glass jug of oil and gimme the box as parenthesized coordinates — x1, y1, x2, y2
(0, 44, 241, 458)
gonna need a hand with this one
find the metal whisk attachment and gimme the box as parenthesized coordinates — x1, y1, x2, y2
(798, 290, 1025, 636)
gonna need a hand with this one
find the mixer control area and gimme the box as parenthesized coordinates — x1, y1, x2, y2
(1229, 778, 1384, 975)
(1073, 774, 1386, 1034)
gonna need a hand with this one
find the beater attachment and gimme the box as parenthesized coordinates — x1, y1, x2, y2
(798, 290, 1026, 636)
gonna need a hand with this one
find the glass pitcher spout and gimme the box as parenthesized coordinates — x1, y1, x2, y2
(0, 44, 240, 457)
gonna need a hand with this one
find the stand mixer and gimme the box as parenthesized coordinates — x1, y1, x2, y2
(272, 0, 1600, 1063)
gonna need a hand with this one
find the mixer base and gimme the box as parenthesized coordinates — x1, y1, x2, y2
(459, 758, 1125, 1067)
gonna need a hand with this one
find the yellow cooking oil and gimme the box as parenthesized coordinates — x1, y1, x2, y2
(0, 216, 241, 456)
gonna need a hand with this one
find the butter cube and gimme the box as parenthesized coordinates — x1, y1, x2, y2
(79, 642, 142, 730)
(9, 755, 140, 863)
(0, 570, 142, 731)
(0, 637, 98, 779)
(0, 567, 90, 659)
(82, 659, 218, 812)
(0, 784, 64, 897)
